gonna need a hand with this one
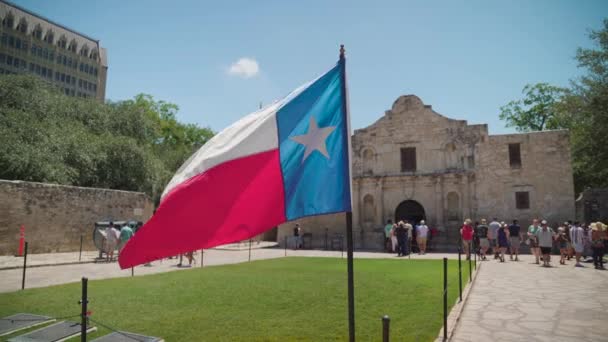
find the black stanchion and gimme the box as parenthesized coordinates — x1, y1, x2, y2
(458, 247, 462, 303)
(284, 236, 287, 257)
(341, 237, 344, 259)
(248, 239, 252, 262)
(21, 241, 28, 290)
(131, 267, 134, 277)
(468, 244, 472, 282)
(382, 315, 390, 342)
(325, 228, 328, 250)
(201, 249, 204, 268)
(443, 257, 448, 342)
(80, 277, 88, 342)
(79, 235, 83, 262)
(474, 241, 477, 270)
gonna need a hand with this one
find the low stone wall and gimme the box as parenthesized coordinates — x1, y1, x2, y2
(0, 180, 154, 255)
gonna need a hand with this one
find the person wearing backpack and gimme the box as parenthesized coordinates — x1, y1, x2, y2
(590, 222, 606, 270)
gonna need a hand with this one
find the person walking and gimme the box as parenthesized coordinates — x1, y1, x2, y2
(390, 223, 398, 254)
(105, 222, 120, 262)
(119, 223, 134, 253)
(536, 220, 554, 267)
(570, 221, 585, 267)
(293, 223, 302, 250)
(489, 218, 501, 259)
(404, 220, 413, 256)
(395, 221, 408, 257)
(476, 219, 490, 260)
(508, 220, 521, 261)
(460, 219, 474, 260)
(497, 223, 510, 262)
(416, 220, 429, 255)
(590, 222, 606, 270)
(384, 220, 393, 252)
(556, 226, 569, 265)
(528, 219, 541, 264)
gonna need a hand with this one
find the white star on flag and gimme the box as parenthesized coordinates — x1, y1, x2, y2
(290, 116, 337, 163)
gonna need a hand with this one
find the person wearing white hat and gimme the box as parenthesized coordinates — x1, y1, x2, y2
(416, 220, 429, 255)
(536, 220, 554, 267)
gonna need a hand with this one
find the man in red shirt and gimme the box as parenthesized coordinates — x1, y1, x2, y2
(461, 219, 474, 260)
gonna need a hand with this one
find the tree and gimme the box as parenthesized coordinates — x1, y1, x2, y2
(499, 83, 568, 132)
(0, 75, 214, 203)
(564, 19, 608, 192)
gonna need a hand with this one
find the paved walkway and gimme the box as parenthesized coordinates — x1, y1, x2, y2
(0, 249, 455, 293)
(451, 254, 608, 342)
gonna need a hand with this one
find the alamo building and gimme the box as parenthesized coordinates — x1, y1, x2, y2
(276, 95, 575, 250)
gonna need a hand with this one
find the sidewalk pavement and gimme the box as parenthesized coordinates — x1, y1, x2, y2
(0, 249, 456, 293)
(450, 254, 608, 342)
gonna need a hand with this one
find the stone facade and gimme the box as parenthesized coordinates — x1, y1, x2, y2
(0, 180, 154, 255)
(278, 95, 575, 250)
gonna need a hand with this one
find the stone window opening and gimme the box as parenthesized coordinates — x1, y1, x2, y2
(17, 18, 27, 33)
(32, 25, 42, 40)
(362, 194, 376, 223)
(2, 14, 15, 29)
(509, 143, 522, 168)
(401, 147, 416, 172)
(58, 36, 67, 49)
(68, 40, 77, 53)
(515, 191, 530, 209)
(45, 31, 54, 44)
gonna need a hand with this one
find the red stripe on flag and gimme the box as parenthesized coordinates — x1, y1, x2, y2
(119, 149, 286, 269)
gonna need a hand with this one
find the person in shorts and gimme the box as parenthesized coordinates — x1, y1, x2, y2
(569, 221, 585, 267)
(508, 220, 521, 261)
(416, 220, 429, 255)
(460, 219, 474, 260)
(384, 220, 393, 252)
(536, 220, 555, 267)
(488, 218, 501, 259)
(527, 219, 541, 264)
(476, 219, 490, 260)
(105, 222, 120, 262)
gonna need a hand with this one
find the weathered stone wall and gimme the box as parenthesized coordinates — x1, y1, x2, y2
(0, 180, 154, 255)
(476, 130, 575, 227)
(280, 95, 576, 250)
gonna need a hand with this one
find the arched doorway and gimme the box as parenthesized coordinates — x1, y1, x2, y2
(394, 200, 426, 225)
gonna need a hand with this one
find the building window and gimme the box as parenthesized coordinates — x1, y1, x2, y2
(401, 147, 417, 172)
(508, 143, 521, 168)
(1, 33, 7, 45)
(32, 26, 42, 40)
(8, 35, 14, 47)
(58, 37, 67, 49)
(17, 19, 27, 33)
(515, 192, 530, 209)
(3, 15, 14, 29)
(45, 32, 54, 44)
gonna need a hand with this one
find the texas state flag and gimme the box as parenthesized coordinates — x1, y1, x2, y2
(119, 61, 352, 268)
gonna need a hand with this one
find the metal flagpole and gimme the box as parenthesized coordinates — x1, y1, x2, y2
(340, 44, 356, 342)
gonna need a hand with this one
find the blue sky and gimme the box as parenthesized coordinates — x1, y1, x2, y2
(12, 0, 607, 134)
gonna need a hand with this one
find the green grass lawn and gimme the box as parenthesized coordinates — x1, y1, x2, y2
(0, 257, 471, 341)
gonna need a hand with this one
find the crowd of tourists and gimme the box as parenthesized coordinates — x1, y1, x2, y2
(384, 218, 608, 269)
(384, 219, 438, 257)
(460, 218, 608, 269)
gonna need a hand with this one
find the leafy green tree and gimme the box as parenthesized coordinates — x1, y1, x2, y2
(564, 19, 608, 192)
(0, 74, 214, 204)
(499, 83, 568, 132)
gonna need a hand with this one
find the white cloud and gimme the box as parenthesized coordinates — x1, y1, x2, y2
(227, 57, 260, 78)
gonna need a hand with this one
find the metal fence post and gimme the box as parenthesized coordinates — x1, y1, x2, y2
(382, 315, 390, 342)
(458, 247, 462, 303)
(21, 241, 28, 290)
(325, 228, 328, 250)
(474, 240, 477, 270)
(201, 249, 204, 268)
(80, 277, 88, 342)
(79, 235, 83, 262)
(468, 244, 472, 282)
(248, 239, 252, 262)
(131, 267, 134, 277)
(284, 236, 287, 257)
(443, 257, 448, 341)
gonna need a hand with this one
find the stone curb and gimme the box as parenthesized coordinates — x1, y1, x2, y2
(0, 260, 96, 271)
(435, 260, 482, 342)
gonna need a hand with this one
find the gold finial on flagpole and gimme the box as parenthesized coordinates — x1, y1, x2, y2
(340, 44, 345, 59)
